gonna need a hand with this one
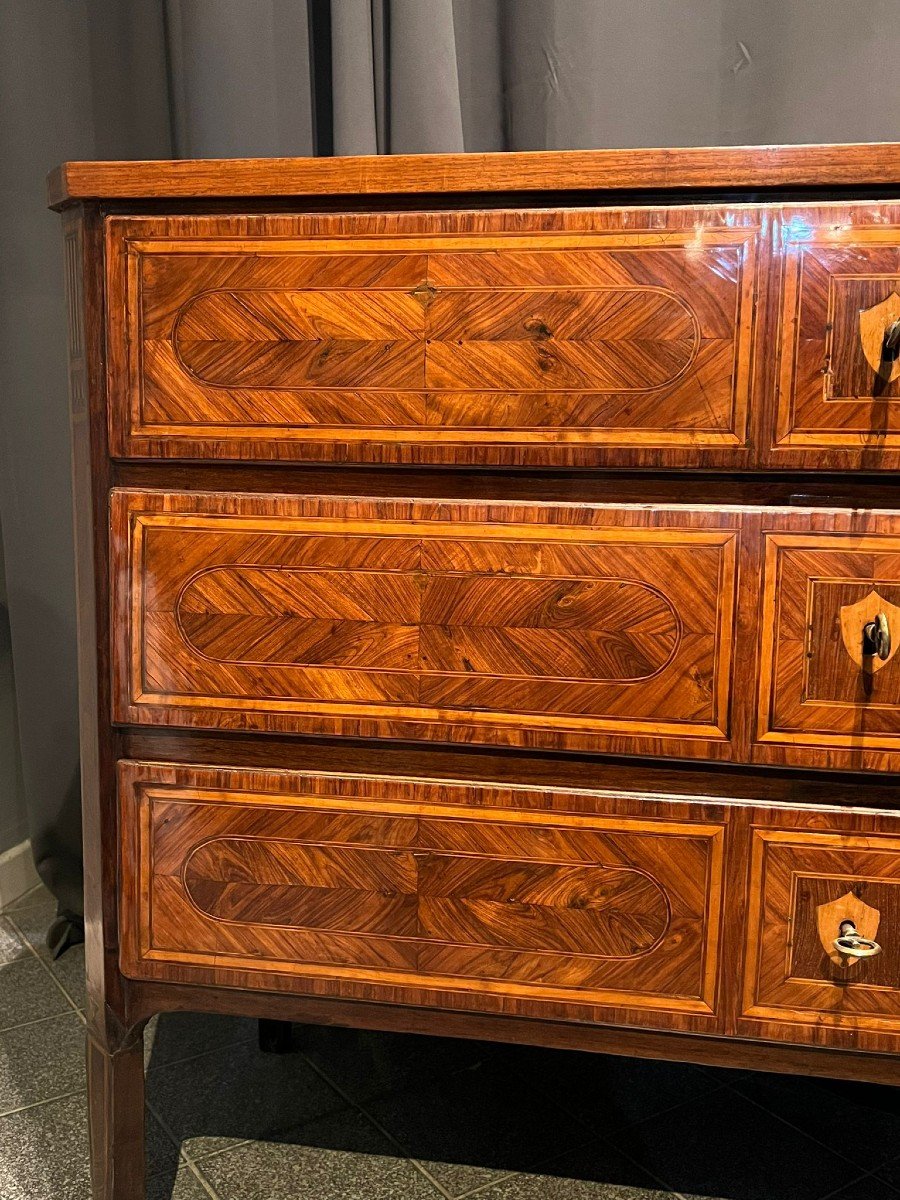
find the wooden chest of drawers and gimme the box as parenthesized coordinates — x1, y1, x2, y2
(51, 144, 900, 1199)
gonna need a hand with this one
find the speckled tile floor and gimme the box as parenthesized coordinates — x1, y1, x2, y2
(2, 884, 899, 1200)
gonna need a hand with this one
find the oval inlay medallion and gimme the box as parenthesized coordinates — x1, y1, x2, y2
(183, 836, 671, 958)
(176, 567, 681, 683)
(173, 285, 699, 393)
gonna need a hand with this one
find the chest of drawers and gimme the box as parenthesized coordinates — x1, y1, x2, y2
(51, 144, 900, 1199)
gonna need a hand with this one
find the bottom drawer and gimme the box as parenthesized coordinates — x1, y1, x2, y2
(741, 827, 900, 1044)
(119, 760, 725, 1030)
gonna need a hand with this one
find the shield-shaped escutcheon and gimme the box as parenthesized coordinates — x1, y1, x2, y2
(839, 590, 900, 670)
(816, 891, 881, 966)
(859, 291, 900, 382)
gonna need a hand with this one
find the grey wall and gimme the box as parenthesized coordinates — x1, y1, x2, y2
(0, 3, 89, 871)
(725, 0, 900, 146)
(0, 0, 170, 902)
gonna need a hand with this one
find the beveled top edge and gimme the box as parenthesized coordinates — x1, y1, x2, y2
(47, 142, 900, 210)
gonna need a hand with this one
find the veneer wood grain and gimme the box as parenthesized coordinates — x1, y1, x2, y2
(755, 511, 900, 770)
(106, 208, 759, 468)
(110, 488, 740, 757)
(47, 142, 900, 209)
(738, 808, 900, 1051)
(119, 760, 726, 1031)
(53, 144, 900, 1197)
(767, 203, 900, 469)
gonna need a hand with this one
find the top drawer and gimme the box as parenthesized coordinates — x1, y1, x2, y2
(105, 209, 758, 467)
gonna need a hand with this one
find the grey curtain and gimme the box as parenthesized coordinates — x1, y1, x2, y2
(1, 0, 899, 933)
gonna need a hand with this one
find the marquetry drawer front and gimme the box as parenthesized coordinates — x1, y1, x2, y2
(773, 206, 900, 462)
(106, 208, 758, 466)
(119, 761, 725, 1025)
(111, 490, 738, 757)
(757, 521, 900, 767)
(742, 828, 900, 1043)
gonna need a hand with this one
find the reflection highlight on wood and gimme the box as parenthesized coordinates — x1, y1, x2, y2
(774, 210, 900, 458)
(105, 210, 758, 463)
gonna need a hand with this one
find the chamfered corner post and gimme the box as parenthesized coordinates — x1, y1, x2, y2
(86, 1016, 148, 1200)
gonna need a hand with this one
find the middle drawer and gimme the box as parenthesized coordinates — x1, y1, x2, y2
(111, 489, 738, 758)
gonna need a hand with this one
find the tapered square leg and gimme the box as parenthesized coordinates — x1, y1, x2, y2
(86, 1024, 147, 1200)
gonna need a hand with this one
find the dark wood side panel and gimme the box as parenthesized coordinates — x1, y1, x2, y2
(110, 489, 740, 758)
(66, 206, 151, 1199)
(119, 760, 726, 1034)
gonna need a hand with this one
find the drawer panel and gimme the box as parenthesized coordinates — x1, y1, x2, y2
(119, 760, 725, 1026)
(772, 205, 900, 462)
(756, 518, 900, 766)
(741, 827, 900, 1041)
(106, 209, 759, 466)
(111, 490, 738, 757)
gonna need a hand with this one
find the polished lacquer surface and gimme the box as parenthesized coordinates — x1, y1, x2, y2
(105, 203, 900, 469)
(54, 145, 900, 1200)
(106, 208, 758, 466)
(120, 761, 724, 1029)
(112, 488, 900, 770)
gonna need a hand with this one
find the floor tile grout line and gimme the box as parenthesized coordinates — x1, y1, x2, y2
(710, 1081, 900, 1199)
(718, 1078, 898, 1173)
(298, 1051, 454, 1198)
(4, 913, 85, 1014)
(404, 1157, 457, 1199)
(303, 1050, 684, 1199)
(182, 1156, 224, 1200)
(144, 1094, 193, 1164)
(34, 958, 85, 1015)
(498, 1060, 597, 1139)
(145, 1034, 258, 1075)
(297, 1049, 416, 1155)
(584, 1132, 689, 1199)
(0, 1006, 85, 1036)
(0, 932, 32, 967)
(449, 1137, 614, 1200)
(820, 1171, 892, 1200)
(145, 1088, 257, 1170)
(452, 1167, 523, 1199)
(180, 1138, 254, 1168)
(634, 1081, 885, 1198)
(0, 884, 45, 914)
(448, 1129, 683, 1200)
(503, 1056, 728, 1141)
(0, 1086, 86, 1121)
(490, 1062, 731, 1195)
